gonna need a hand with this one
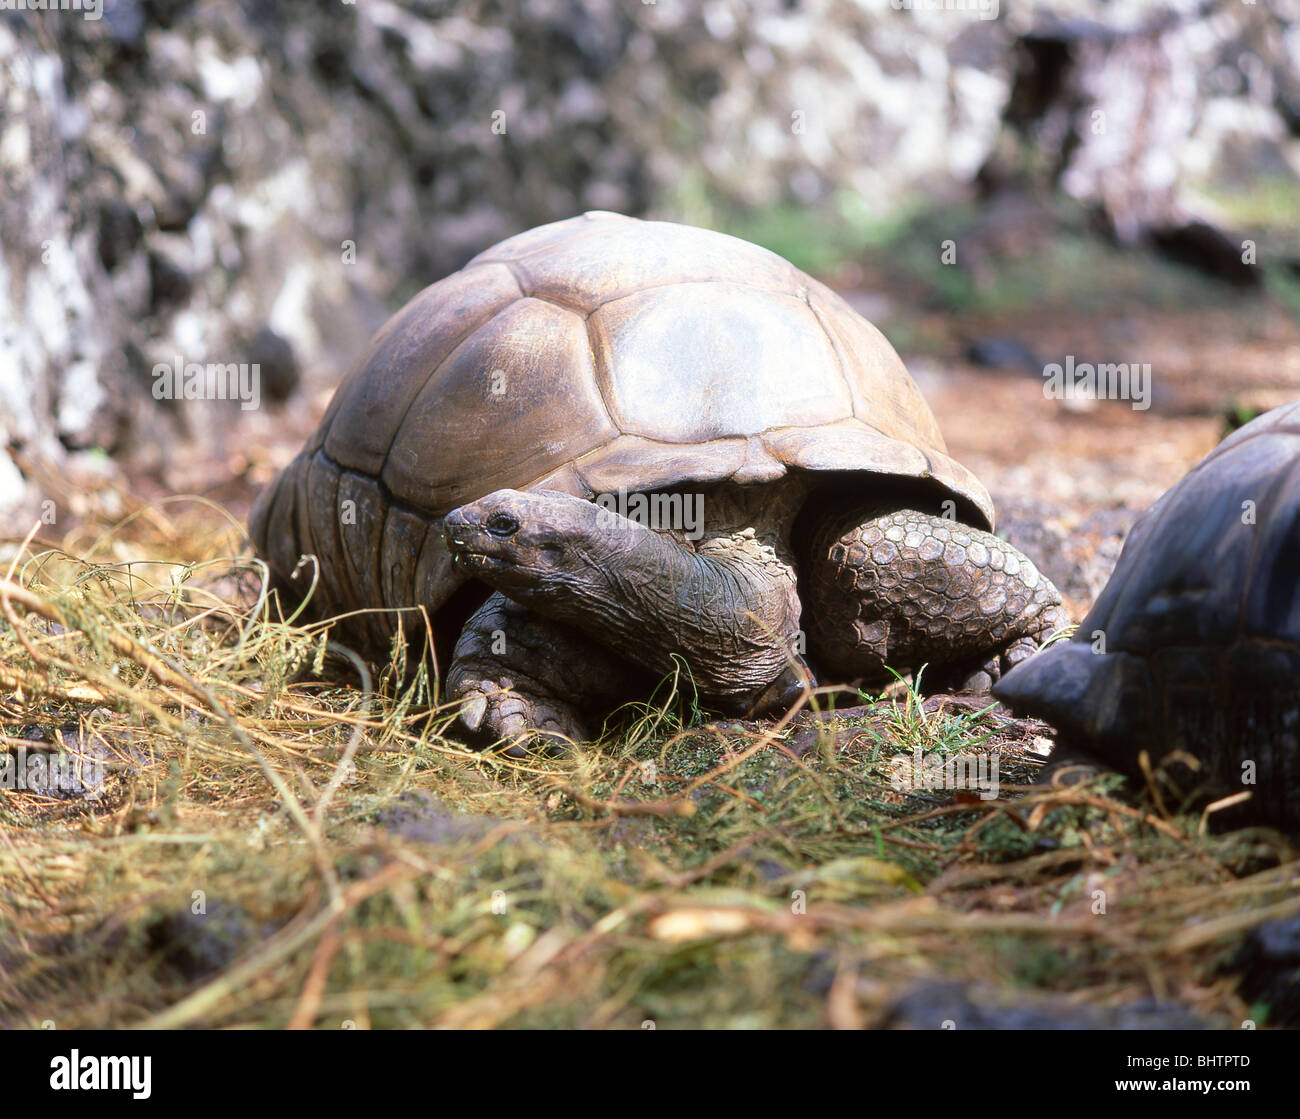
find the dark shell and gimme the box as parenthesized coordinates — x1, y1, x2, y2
(994, 402, 1300, 827)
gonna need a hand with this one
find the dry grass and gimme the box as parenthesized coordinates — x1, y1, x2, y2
(1, 491, 1297, 1029)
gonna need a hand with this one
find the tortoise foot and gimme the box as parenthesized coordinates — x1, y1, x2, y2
(446, 591, 638, 753)
(449, 674, 589, 755)
(925, 632, 1047, 694)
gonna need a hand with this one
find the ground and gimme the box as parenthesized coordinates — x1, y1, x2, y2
(1, 207, 1298, 1029)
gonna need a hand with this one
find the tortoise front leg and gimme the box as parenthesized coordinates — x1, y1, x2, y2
(804, 503, 1070, 693)
(447, 591, 644, 752)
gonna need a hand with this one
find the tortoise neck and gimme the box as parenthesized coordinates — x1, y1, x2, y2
(692, 474, 812, 551)
(525, 478, 810, 706)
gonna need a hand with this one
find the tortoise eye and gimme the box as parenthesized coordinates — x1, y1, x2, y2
(485, 512, 521, 539)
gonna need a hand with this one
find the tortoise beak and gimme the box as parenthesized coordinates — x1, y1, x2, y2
(442, 491, 573, 589)
(443, 509, 514, 570)
(443, 511, 481, 557)
(447, 542, 511, 576)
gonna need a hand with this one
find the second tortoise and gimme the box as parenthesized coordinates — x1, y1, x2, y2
(995, 402, 1300, 827)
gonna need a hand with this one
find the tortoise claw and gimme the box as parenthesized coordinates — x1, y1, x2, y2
(450, 677, 588, 754)
(459, 693, 488, 732)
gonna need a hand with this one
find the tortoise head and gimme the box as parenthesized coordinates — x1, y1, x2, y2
(442, 489, 634, 598)
(443, 484, 809, 705)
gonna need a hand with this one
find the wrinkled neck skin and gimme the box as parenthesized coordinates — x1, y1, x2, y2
(508, 478, 809, 707)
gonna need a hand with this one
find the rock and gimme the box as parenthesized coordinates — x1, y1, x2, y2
(965, 335, 1043, 372)
(374, 790, 499, 846)
(1231, 915, 1300, 1028)
(96, 200, 144, 272)
(1278, 91, 1300, 138)
(147, 242, 194, 311)
(4, 725, 110, 801)
(787, 713, 880, 760)
(799, 951, 838, 997)
(146, 900, 265, 981)
(885, 980, 1209, 1030)
(246, 326, 300, 405)
(1148, 220, 1261, 288)
(103, 0, 148, 52)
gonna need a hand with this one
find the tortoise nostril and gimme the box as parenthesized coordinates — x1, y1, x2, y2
(485, 512, 521, 539)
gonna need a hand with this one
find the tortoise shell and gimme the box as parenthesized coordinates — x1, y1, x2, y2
(250, 211, 993, 653)
(994, 401, 1300, 825)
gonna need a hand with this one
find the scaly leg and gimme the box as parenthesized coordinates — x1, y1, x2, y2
(804, 504, 1069, 693)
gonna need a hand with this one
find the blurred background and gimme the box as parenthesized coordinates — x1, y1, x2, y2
(3, 0, 1299, 610)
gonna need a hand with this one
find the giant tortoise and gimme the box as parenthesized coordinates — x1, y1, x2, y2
(994, 402, 1300, 827)
(251, 211, 1068, 746)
